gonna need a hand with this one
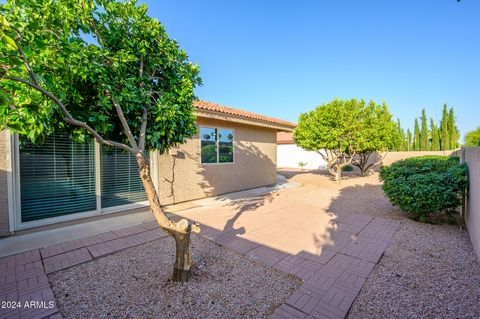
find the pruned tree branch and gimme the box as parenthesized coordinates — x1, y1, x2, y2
(109, 96, 139, 151)
(2, 75, 135, 153)
(13, 37, 39, 86)
(139, 108, 147, 152)
(138, 57, 147, 152)
(88, 19, 105, 48)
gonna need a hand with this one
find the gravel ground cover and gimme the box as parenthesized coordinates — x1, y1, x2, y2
(49, 234, 301, 319)
(347, 220, 480, 319)
(49, 169, 480, 318)
(278, 169, 480, 319)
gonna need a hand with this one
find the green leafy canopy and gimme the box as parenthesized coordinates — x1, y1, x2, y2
(293, 98, 399, 154)
(464, 127, 480, 147)
(0, 0, 201, 154)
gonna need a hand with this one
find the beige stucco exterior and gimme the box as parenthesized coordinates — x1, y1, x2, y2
(156, 116, 278, 205)
(0, 113, 284, 235)
(0, 131, 10, 236)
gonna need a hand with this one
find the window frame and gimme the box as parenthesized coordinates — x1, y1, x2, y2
(199, 126, 235, 165)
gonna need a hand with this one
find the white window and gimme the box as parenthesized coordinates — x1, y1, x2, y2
(200, 127, 234, 164)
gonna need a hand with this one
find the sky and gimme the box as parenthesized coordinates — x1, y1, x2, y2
(144, 0, 480, 140)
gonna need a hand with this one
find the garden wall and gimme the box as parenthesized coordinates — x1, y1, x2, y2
(360, 150, 455, 173)
(381, 151, 455, 166)
(277, 144, 326, 169)
(457, 147, 480, 262)
(277, 149, 455, 171)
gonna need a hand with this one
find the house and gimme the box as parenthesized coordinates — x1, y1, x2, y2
(0, 101, 295, 236)
(276, 132, 326, 169)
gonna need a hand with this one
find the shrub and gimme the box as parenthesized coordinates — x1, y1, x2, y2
(379, 156, 468, 222)
(298, 161, 308, 170)
(342, 165, 354, 172)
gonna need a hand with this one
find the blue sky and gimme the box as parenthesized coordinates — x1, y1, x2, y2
(145, 0, 480, 140)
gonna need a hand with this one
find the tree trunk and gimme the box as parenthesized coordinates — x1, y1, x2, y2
(360, 167, 367, 176)
(136, 154, 197, 282)
(334, 168, 342, 182)
(326, 162, 342, 182)
(352, 153, 371, 176)
(172, 231, 192, 282)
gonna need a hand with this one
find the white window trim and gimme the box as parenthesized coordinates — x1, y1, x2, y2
(199, 126, 235, 165)
(10, 133, 153, 231)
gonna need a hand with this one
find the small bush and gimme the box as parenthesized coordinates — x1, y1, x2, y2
(298, 161, 308, 170)
(379, 156, 468, 223)
(342, 165, 354, 172)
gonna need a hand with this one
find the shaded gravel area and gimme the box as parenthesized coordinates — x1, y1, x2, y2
(49, 235, 301, 319)
(347, 221, 480, 319)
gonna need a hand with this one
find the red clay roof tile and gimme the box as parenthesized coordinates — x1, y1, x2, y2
(193, 100, 296, 129)
(277, 132, 294, 144)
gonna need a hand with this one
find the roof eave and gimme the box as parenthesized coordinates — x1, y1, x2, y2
(194, 109, 295, 132)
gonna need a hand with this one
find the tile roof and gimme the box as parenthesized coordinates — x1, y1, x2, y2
(277, 132, 295, 144)
(193, 100, 296, 129)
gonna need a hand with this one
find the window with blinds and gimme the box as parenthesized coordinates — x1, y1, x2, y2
(100, 147, 147, 208)
(19, 133, 96, 222)
(19, 133, 148, 223)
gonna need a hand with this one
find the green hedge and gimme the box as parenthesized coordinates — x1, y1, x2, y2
(379, 156, 468, 223)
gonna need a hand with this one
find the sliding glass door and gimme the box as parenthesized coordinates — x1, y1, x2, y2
(18, 132, 147, 223)
(19, 133, 96, 222)
(100, 147, 147, 208)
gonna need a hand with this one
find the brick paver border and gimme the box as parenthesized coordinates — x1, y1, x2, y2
(0, 222, 167, 319)
(268, 215, 401, 319)
(0, 214, 400, 319)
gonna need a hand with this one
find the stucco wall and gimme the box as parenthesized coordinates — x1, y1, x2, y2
(277, 147, 454, 171)
(156, 117, 277, 205)
(458, 147, 480, 262)
(0, 131, 10, 236)
(380, 150, 455, 166)
(277, 144, 326, 169)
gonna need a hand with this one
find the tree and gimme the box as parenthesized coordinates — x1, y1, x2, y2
(464, 127, 480, 146)
(420, 109, 429, 150)
(431, 118, 440, 151)
(407, 129, 412, 151)
(448, 108, 459, 149)
(351, 102, 399, 175)
(293, 98, 363, 181)
(0, 0, 201, 282)
(294, 98, 399, 180)
(440, 104, 450, 150)
(413, 118, 421, 151)
(396, 119, 406, 151)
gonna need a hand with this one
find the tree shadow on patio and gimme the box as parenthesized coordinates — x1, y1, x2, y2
(165, 177, 405, 318)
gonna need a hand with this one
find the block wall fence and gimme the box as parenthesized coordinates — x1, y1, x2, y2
(456, 147, 480, 262)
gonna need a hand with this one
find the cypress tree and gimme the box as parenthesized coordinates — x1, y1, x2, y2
(397, 119, 405, 151)
(420, 109, 429, 150)
(431, 118, 440, 151)
(413, 118, 421, 151)
(407, 129, 412, 151)
(448, 108, 458, 149)
(440, 104, 449, 150)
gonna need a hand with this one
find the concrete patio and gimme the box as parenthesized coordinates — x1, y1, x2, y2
(0, 172, 401, 319)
